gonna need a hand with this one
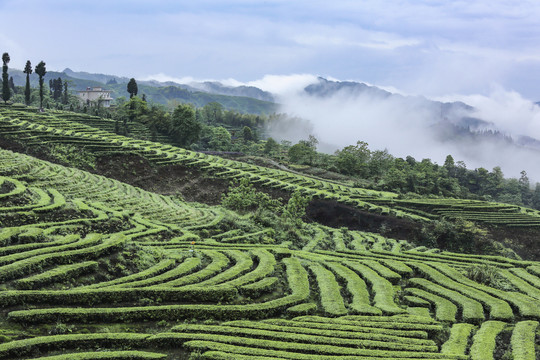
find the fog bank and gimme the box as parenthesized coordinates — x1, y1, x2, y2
(265, 77, 540, 181)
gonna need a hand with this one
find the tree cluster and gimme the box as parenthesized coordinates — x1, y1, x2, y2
(0, 54, 48, 109)
(258, 136, 540, 210)
(49, 77, 65, 102)
(196, 102, 266, 129)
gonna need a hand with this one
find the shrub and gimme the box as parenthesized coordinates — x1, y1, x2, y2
(221, 178, 279, 213)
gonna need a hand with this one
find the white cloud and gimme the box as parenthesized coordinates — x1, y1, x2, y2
(2, 1, 540, 97)
(246, 74, 319, 96)
(436, 86, 540, 140)
(270, 80, 540, 181)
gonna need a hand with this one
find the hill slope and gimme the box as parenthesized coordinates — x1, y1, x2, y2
(1, 105, 540, 359)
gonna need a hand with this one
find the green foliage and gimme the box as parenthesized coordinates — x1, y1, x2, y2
(469, 321, 507, 360)
(282, 190, 312, 225)
(420, 218, 491, 253)
(3, 104, 540, 360)
(307, 262, 348, 316)
(35, 61, 47, 108)
(241, 126, 254, 143)
(127, 78, 138, 98)
(288, 138, 317, 165)
(48, 143, 96, 170)
(263, 137, 279, 155)
(465, 264, 499, 288)
(123, 96, 149, 124)
(221, 177, 278, 213)
(335, 140, 370, 176)
(510, 321, 538, 360)
(209, 126, 231, 151)
(170, 103, 201, 147)
(441, 323, 475, 355)
(200, 102, 223, 124)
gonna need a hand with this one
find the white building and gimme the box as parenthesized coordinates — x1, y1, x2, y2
(77, 87, 113, 107)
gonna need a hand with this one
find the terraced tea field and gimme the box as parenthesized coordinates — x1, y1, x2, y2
(1, 106, 540, 359)
(2, 105, 540, 228)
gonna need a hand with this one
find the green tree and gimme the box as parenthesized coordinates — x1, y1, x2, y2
(264, 137, 279, 155)
(125, 96, 149, 123)
(519, 170, 532, 206)
(115, 96, 127, 107)
(288, 141, 315, 164)
(63, 81, 69, 105)
(209, 126, 232, 151)
(127, 78, 138, 98)
(420, 218, 490, 253)
(242, 126, 254, 143)
(202, 102, 223, 124)
(383, 168, 407, 192)
(288, 135, 318, 165)
(335, 141, 370, 176)
(498, 178, 522, 205)
(221, 177, 278, 213)
(49, 77, 63, 100)
(282, 190, 312, 226)
(443, 155, 456, 177)
(170, 104, 201, 147)
(368, 149, 393, 181)
(485, 166, 504, 197)
(35, 61, 47, 109)
(2, 52, 10, 103)
(147, 103, 171, 134)
(307, 134, 319, 148)
(23, 60, 32, 105)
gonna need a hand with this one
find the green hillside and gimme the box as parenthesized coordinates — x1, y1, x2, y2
(1, 104, 540, 359)
(9, 70, 277, 115)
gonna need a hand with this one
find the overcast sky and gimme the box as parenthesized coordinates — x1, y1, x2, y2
(1, 0, 540, 99)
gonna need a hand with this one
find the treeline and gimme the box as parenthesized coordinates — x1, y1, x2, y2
(262, 136, 540, 209)
(0, 52, 81, 110)
(68, 82, 540, 210)
(109, 81, 276, 151)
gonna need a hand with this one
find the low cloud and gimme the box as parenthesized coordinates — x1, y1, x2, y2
(436, 86, 540, 140)
(264, 75, 540, 182)
(134, 72, 540, 181)
(244, 74, 319, 97)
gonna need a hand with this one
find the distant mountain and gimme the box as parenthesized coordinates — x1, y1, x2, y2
(305, 77, 393, 99)
(61, 69, 275, 102)
(304, 77, 484, 129)
(300, 77, 540, 158)
(62, 68, 130, 85)
(516, 135, 540, 152)
(189, 81, 275, 102)
(8, 68, 277, 115)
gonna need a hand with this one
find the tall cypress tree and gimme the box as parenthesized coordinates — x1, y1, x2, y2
(127, 78, 138, 98)
(63, 80, 69, 105)
(2, 52, 10, 103)
(50, 77, 63, 100)
(35, 61, 47, 109)
(23, 60, 32, 105)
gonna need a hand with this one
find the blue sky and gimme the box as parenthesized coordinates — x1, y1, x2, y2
(1, 0, 540, 98)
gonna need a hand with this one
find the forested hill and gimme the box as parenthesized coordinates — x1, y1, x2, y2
(8, 69, 277, 115)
